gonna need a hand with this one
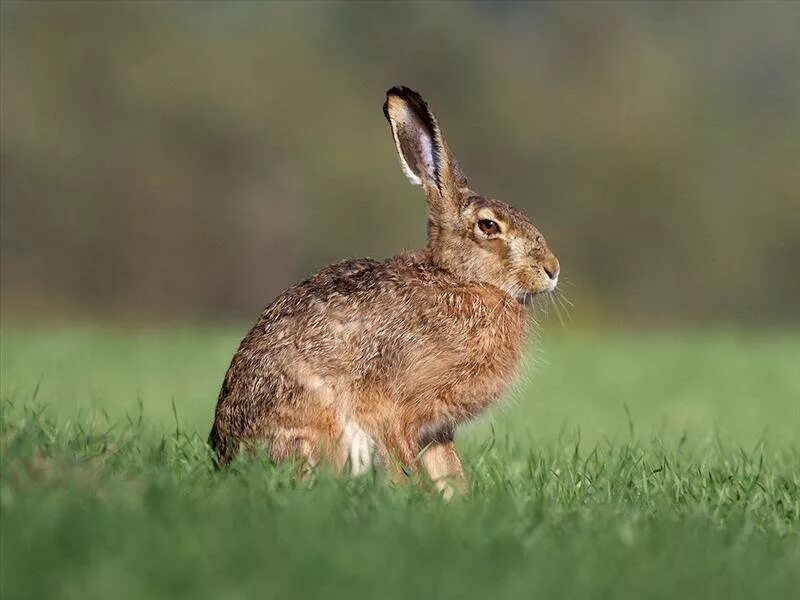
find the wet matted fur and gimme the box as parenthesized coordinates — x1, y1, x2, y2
(209, 87, 560, 496)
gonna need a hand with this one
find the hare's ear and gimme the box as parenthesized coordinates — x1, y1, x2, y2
(383, 87, 467, 216)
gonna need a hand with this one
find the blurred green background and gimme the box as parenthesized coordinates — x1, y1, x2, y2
(3, 1, 799, 327)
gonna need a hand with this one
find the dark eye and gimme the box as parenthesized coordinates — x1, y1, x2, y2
(478, 219, 500, 235)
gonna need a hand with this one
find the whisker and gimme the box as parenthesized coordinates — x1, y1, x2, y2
(559, 296, 574, 310)
(538, 294, 549, 318)
(549, 292, 566, 329)
(557, 276, 576, 290)
(555, 289, 574, 308)
(556, 293, 573, 324)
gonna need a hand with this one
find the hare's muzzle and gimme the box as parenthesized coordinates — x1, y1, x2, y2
(542, 256, 560, 291)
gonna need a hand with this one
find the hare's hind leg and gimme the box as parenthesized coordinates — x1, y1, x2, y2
(271, 412, 377, 478)
(268, 426, 324, 478)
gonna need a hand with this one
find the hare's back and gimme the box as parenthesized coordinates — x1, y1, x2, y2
(254, 253, 447, 335)
(248, 253, 520, 362)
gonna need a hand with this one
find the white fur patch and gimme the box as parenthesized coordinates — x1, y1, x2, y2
(342, 420, 374, 476)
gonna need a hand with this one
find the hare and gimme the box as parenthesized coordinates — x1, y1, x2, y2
(209, 87, 559, 495)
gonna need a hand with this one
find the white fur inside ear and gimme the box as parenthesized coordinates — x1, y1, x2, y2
(388, 102, 436, 186)
(417, 134, 434, 182)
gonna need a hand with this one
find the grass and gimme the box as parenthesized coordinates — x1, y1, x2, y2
(1, 327, 799, 599)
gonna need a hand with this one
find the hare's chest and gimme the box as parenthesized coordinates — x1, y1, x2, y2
(434, 311, 529, 420)
(458, 334, 527, 414)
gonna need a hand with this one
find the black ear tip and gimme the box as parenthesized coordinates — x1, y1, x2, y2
(384, 86, 434, 126)
(386, 86, 423, 104)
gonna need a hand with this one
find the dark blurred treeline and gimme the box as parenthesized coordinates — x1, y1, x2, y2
(2, 2, 799, 327)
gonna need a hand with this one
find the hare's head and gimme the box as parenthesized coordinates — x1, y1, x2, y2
(384, 86, 560, 304)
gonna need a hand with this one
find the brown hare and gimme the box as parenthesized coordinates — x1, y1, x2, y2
(209, 87, 560, 496)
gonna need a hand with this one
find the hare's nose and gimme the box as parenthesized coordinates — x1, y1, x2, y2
(543, 257, 560, 281)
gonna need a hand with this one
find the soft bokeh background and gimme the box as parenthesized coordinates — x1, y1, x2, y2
(3, 1, 799, 327)
(1, 2, 799, 444)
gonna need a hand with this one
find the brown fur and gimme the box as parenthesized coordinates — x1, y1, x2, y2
(209, 87, 559, 496)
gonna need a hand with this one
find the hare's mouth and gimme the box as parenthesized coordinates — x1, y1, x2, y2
(515, 291, 539, 306)
(515, 285, 557, 306)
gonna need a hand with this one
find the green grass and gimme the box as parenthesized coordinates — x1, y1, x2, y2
(2, 328, 799, 599)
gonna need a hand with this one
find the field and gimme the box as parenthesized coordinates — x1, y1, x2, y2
(1, 328, 799, 599)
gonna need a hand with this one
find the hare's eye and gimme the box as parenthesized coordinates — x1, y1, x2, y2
(478, 219, 500, 236)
